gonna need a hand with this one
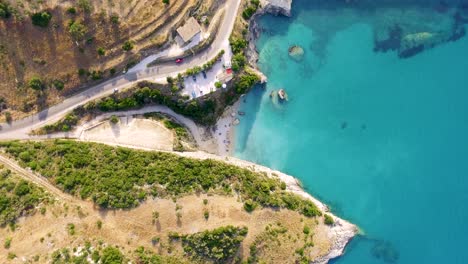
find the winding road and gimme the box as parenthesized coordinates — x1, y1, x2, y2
(0, 0, 241, 139)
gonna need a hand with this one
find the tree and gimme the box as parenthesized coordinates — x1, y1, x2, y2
(232, 53, 246, 72)
(162, 0, 170, 4)
(28, 77, 44, 90)
(31, 11, 52, 27)
(230, 37, 247, 54)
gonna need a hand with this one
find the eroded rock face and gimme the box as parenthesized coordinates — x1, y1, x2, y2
(261, 0, 292, 17)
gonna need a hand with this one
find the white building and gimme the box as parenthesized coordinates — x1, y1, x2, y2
(176, 17, 202, 44)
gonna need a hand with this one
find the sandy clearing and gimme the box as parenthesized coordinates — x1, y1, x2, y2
(81, 117, 174, 151)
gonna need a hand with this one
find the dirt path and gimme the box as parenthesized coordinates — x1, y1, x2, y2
(0, 154, 78, 203)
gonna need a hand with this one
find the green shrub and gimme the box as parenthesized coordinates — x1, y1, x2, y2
(162, 0, 170, 4)
(182, 226, 248, 261)
(78, 68, 87, 76)
(235, 72, 260, 94)
(122, 40, 134, 51)
(52, 80, 65, 90)
(101, 246, 124, 264)
(4, 237, 11, 249)
(324, 214, 334, 226)
(90, 70, 103, 80)
(67, 223, 75, 235)
(110, 115, 119, 124)
(232, 53, 247, 72)
(243, 199, 257, 212)
(28, 76, 45, 90)
(68, 20, 87, 40)
(31, 11, 52, 27)
(0, 169, 47, 226)
(230, 37, 247, 54)
(0, 1, 12, 18)
(67, 7, 77, 14)
(97, 47, 106, 56)
(7, 252, 16, 260)
(110, 14, 119, 24)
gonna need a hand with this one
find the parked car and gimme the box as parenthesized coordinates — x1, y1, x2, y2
(192, 75, 197, 82)
(202, 71, 207, 79)
(175, 58, 183, 63)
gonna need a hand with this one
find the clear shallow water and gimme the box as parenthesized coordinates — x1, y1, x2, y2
(234, 3, 468, 264)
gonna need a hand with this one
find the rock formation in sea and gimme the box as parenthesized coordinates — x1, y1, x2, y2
(371, 2, 468, 58)
(288, 45, 305, 61)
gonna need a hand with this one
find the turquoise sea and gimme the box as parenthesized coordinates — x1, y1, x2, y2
(234, 1, 468, 263)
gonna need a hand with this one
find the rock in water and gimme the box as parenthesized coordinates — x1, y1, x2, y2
(371, 240, 399, 263)
(288, 45, 304, 61)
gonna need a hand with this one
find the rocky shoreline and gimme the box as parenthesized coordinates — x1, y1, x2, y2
(246, 0, 294, 69)
(238, 0, 358, 262)
(178, 150, 359, 264)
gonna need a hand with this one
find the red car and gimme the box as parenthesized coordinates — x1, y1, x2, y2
(175, 58, 183, 63)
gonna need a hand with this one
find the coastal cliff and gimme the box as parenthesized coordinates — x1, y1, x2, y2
(261, 0, 292, 16)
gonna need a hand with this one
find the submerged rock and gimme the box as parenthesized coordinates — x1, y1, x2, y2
(371, 240, 399, 263)
(288, 45, 304, 61)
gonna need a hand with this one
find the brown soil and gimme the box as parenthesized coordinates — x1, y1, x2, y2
(0, 0, 221, 122)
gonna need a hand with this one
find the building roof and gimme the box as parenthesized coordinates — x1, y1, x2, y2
(177, 17, 202, 43)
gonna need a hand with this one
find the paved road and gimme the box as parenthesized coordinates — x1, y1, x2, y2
(0, 0, 241, 139)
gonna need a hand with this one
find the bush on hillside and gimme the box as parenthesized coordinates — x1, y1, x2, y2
(182, 226, 248, 261)
(31, 11, 52, 27)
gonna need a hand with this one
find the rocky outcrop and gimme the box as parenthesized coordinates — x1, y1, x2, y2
(246, 0, 292, 69)
(288, 45, 305, 61)
(260, 0, 292, 17)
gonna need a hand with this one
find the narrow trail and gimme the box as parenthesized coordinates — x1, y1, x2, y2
(0, 154, 79, 203)
(0, 153, 154, 229)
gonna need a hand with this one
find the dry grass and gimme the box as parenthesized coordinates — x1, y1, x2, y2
(0, 0, 222, 121)
(0, 191, 333, 263)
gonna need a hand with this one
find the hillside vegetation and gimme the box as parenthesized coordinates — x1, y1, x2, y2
(0, 166, 48, 227)
(0, 140, 321, 217)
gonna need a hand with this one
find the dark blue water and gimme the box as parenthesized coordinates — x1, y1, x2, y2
(234, 2, 468, 263)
